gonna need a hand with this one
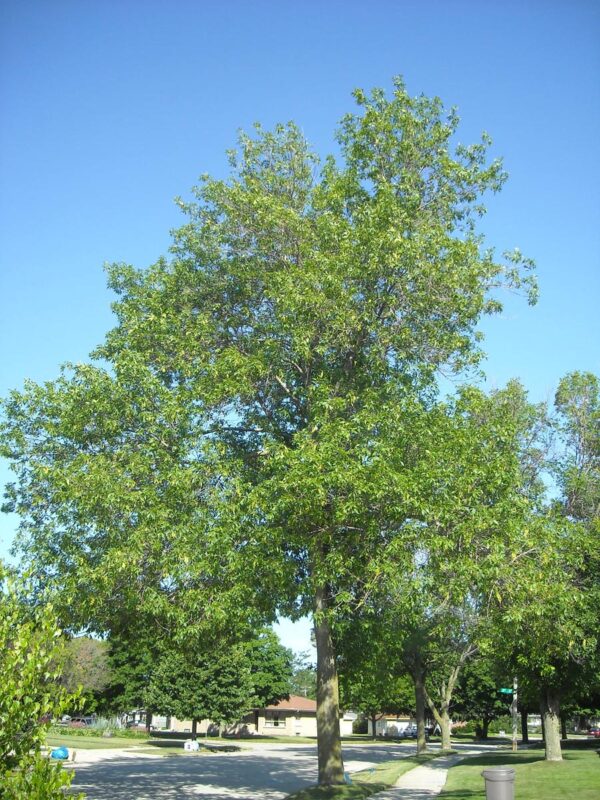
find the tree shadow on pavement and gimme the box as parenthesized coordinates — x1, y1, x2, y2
(71, 751, 320, 800)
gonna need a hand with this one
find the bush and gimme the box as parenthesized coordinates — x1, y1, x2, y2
(0, 565, 83, 799)
(1, 754, 84, 800)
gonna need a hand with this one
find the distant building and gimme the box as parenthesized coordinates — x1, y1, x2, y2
(167, 695, 355, 737)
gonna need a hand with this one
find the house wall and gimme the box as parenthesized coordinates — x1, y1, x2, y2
(164, 707, 351, 738)
(256, 709, 317, 737)
(367, 716, 412, 737)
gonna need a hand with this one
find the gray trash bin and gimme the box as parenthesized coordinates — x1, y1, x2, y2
(481, 768, 515, 800)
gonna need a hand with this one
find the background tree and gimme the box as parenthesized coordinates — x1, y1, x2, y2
(338, 618, 414, 741)
(245, 629, 294, 707)
(454, 657, 511, 740)
(144, 645, 255, 739)
(99, 627, 157, 719)
(0, 78, 536, 785)
(493, 372, 599, 761)
(289, 652, 317, 700)
(58, 637, 111, 713)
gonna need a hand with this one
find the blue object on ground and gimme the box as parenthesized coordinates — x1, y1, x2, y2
(51, 746, 69, 759)
(343, 771, 353, 784)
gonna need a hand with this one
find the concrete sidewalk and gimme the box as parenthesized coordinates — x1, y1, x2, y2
(370, 751, 475, 799)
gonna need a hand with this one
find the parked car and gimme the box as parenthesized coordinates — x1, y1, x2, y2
(126, 721, 155, 730)
(68, 715, 95, 728)
(587, 727, 600, 738)
(401, 725, 418, 738)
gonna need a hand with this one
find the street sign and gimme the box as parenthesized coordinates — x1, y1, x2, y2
(499, 688, 513, 694)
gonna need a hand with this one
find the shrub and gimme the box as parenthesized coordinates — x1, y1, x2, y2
(0, 564, 83, 799)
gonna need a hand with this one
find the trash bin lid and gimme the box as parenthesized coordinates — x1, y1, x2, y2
(481, 768, 516, 781)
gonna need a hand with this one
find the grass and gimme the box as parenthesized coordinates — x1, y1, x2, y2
(46, 731, 243, 755)
(438, 745, 600, 800)
(46, 733, 150, 750)
(284, 751, 454, 800)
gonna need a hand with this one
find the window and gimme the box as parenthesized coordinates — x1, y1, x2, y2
(265, 711, 286, 728)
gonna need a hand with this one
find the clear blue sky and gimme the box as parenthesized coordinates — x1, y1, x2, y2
(1, 1, 599, 648)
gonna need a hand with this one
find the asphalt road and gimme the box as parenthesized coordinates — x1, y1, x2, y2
(70, 742, 414, 800)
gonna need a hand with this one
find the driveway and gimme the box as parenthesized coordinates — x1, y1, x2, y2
(70, 741, 416, 799)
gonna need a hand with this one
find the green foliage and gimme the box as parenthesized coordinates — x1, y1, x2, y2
(554, 371, 599, 522)
(290, 652, 317, 700)
(143, 645, 255, 727)
(1, 753, 83, 800)
(454, 658, 512, 736)
(100, 628, 157, 714)
(0, 78, 538, 783)
(0, 564, 82, 799)
(245, 629, 294, 707)
(57, 636, 111, 712)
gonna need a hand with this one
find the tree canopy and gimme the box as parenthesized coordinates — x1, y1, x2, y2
(1, 78, 539, 785)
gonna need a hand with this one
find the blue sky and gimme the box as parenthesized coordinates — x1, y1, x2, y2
(1, 1, 599, 650)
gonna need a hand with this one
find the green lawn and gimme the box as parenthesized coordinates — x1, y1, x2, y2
(439, 746, 600, 800)
(46, 733, 149, 750)
(284, 751, 454, 800)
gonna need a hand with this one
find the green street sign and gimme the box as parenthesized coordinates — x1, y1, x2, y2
(499, 688, 513, 694)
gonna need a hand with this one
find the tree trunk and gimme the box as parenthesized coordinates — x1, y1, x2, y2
(521, 709, 529, 743)
(314, 585, 345, 785)
(439, 709, 451, 751)
(370, 712, 377, 740)
(481, 717, 490, 740)
(191, 718, 198, 741)
(560, 714, 567, 740)
(413, 657, 427, 754)
(145, 711, 153, 735)
(540, 689, 562, 761)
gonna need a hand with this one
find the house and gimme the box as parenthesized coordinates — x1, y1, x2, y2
(367, 714, 413, 737)
(168, 695, 356, 737)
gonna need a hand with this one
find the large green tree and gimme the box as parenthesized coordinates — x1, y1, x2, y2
(0, 79, 535, 784)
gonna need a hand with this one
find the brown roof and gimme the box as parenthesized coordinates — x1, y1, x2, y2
(264, 695, 317, 712)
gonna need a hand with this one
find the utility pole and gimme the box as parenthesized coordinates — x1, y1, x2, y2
(511, 676, 518, 752)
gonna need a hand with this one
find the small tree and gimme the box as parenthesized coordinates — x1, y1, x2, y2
(144, 646, 255, 739)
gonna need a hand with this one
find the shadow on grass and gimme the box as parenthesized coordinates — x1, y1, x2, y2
(285, 784, 388, 799)
(456, 753, 542, 767)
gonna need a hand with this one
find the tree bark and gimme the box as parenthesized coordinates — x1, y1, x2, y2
(191, 718, 198, 741)
(520, 709, 529, 743)
(413, 656, 428, 754)
(439, 709, 451, 751)
(370, 712, 377, 740)
(481, 717, 490, 740)
(145, 711, 153, 735)
(314, 585, 345, 785)
(540, 689, 562, 761)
